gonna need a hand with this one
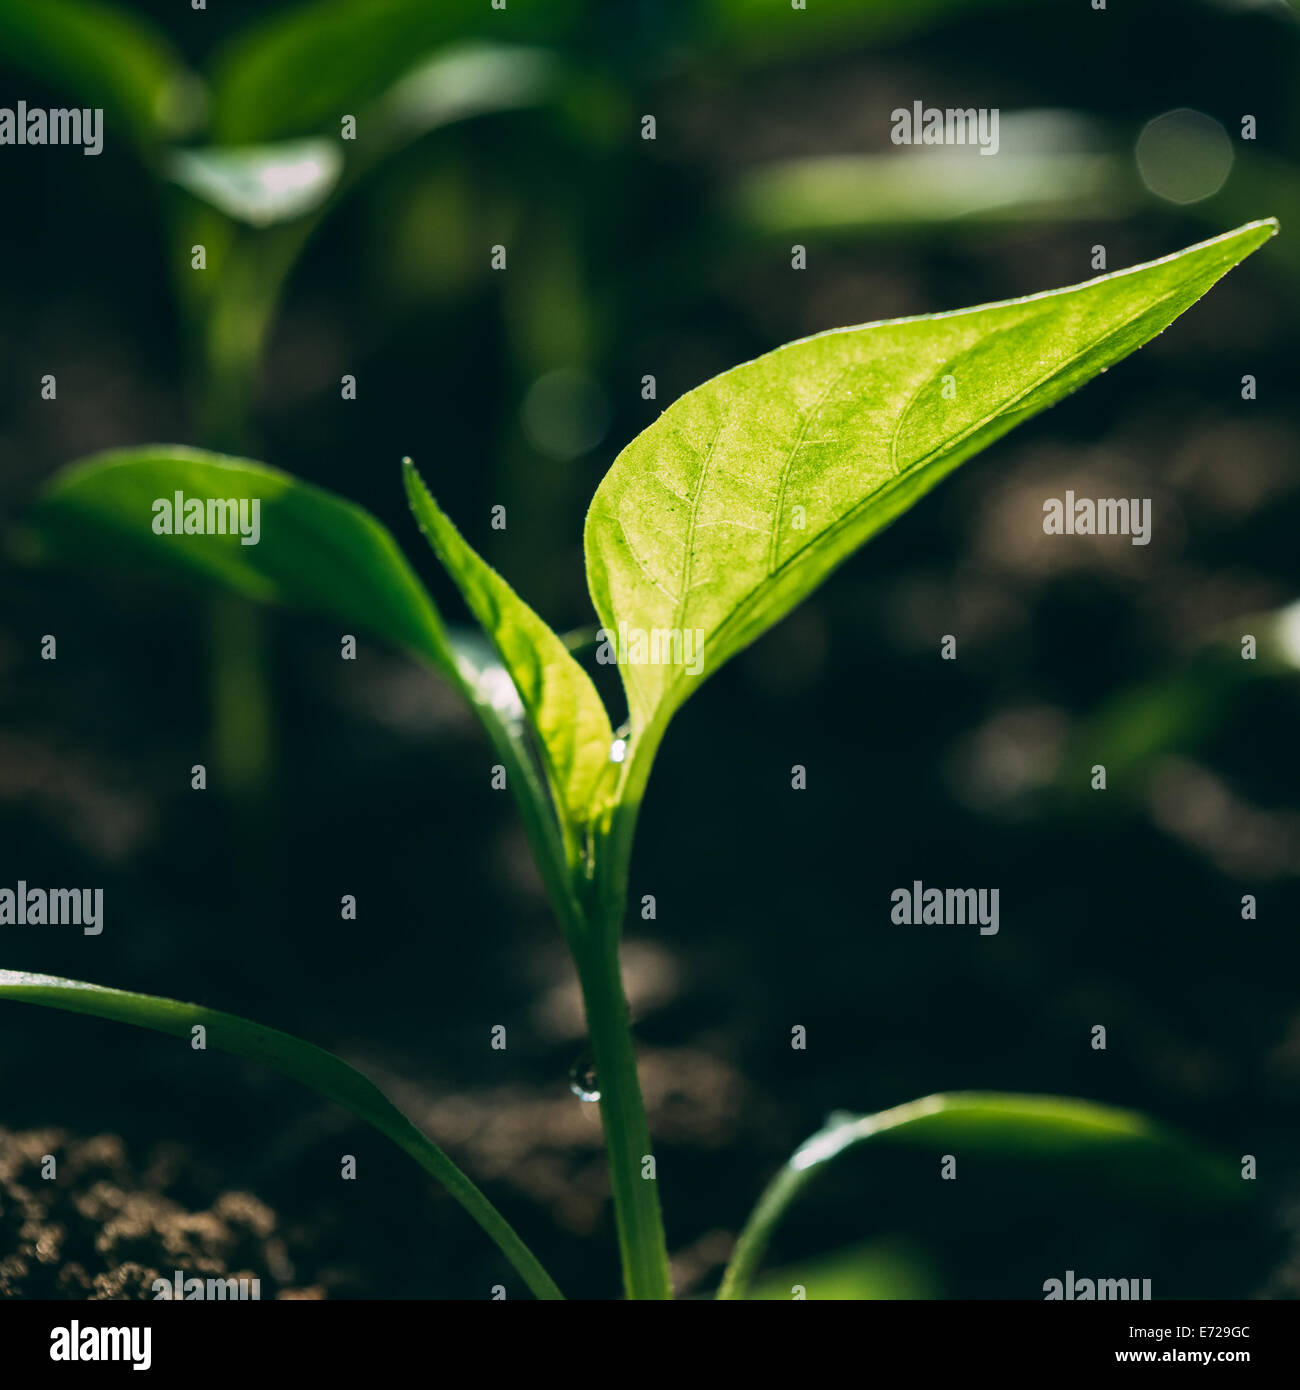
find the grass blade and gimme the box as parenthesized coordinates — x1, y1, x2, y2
(717, 1091, 1244, 1300)
(0, 968, 564, 1300)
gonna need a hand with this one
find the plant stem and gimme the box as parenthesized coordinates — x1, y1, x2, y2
(568, 717, 675, 1299)
(576, 934, 673, 1300)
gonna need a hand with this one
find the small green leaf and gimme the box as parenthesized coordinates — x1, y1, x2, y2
(718, 1091, 1245, 1300)
(0, 969, 563, 1300)
(404, 460, 615, 844)
(31, 447, 457, 678)
(28, 448, 583, 939)
(586, 221, 1277, 741)
(0, 0, 203, 144)
(168, 140, 344, 227)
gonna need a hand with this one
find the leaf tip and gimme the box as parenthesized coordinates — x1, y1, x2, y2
(400, 455, 430, 513)
(1222, 216, 1279, 257)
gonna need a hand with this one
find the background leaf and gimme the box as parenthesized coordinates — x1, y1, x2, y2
(0, 0, 203, 145)
(746, 1240, 937, 1300)
(373, 43, 557, 143)
(729, 112, 1135, 237)
(700, 0, 1032, 58)
(585, 221, 1277, 739)
(1057, 596, 1300, 801)
(0, 969, 564, 1299)
(718, 1091, 1246, 1299)
(168, 140, 344, 227)
(172, 46, 558, 231)
(207, 0, 578, 143)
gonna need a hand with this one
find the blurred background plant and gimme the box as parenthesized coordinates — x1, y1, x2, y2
(0, 0, 1298, 1298)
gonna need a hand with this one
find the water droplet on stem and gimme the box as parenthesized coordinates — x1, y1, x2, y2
(568, 1051, 600, 1102)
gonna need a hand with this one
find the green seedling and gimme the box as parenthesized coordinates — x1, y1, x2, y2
(4, 220, 1276, 1299)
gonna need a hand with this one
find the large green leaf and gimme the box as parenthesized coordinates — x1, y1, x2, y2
(0, 0, 202, 144)
(404, 460, 615, 847)
(585, 221, 1277, 739)
(718, 1092, 1245, 1300)
(0, 969, 563, 1299)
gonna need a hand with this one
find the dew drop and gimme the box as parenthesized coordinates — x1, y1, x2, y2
(568, 1051, 600, 1102)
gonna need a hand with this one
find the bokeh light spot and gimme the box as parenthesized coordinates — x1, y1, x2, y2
(1135, 108, 1233, 205)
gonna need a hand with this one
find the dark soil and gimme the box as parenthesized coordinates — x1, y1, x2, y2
(0, 1126, 320, 1299)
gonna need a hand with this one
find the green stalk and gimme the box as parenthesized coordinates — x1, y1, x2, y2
(575, 932, 672, 1300)
(189, 223, 293, 817)
(715, 1162, 806, 1301)
(567, 721, 675, 1300)
(208, 593, 273, 804)
(716, 1100, 940, 1301)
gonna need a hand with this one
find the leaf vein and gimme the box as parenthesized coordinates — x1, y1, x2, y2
(767, 367, 851, 575)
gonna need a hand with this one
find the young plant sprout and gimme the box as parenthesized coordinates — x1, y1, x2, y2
(3, 220, 1275, 1300)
